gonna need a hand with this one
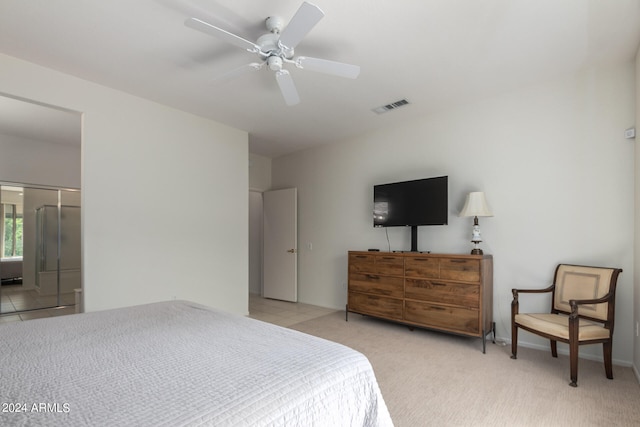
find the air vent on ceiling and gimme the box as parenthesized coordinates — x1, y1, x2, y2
(372, 99, 410, 114)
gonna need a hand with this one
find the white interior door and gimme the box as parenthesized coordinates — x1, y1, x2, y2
(263, 188, 297, 302)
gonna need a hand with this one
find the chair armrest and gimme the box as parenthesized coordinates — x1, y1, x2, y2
(511, 285, 555, 316)
(569, 292, 614, 317)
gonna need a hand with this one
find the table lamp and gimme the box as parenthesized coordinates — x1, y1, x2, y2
(459, 192, 493, 255)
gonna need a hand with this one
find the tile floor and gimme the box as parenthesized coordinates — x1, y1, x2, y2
(0, 289, 335, 327)
(0, 285, 76, 323)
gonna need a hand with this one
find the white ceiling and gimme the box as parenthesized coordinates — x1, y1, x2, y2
(0, 96, 80, 146)
(0, 0, 639, 158)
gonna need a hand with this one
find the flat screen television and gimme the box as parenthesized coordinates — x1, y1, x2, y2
(373, 176, 448, 251)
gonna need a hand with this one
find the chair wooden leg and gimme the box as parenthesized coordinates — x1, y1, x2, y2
(569, 339, 579, 387)
(603, 341, 613, 380)
(510, 324, 518, 359)
(550, 340, 558, 358)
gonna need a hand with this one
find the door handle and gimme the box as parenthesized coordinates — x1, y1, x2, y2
(287, 249, 297, 253)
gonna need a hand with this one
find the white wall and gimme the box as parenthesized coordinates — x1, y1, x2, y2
(273, 62, 636, 365)
(634, 47, 640, 380)
(0, 53, 249, 315)
(0, 132, 80, 188)
(249, 153, 272, 191)
(248, 153, 272, 295)
(249, 191, 263, 295)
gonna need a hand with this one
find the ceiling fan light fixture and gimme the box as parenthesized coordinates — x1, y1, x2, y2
(268, 56, 283, 71)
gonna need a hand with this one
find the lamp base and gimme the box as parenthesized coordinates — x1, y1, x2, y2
(470, 248, 483, 255)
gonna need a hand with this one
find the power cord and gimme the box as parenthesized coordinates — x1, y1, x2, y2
(385, 228, 391, 252)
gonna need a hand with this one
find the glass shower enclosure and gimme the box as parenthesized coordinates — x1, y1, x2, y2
(0, 184, 81, 315)
(35, 204, 81, 300)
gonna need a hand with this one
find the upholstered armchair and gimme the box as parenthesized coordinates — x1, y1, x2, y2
(511, 264, 622, 387)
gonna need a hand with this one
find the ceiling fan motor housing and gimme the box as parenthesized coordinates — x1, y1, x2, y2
(265, 16, 284, 33)
(257, 31, 294, 63)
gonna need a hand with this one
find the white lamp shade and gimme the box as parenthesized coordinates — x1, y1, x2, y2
(459, 192, 493, 217)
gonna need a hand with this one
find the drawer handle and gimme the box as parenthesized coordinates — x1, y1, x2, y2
(355, 255, 368, 259)
(381, 257, 396, 260)
(366, 274, 380, 280)
(412, 258, 431, 262)
(449, 259, 468, 263)
(432, 282, 447, 287)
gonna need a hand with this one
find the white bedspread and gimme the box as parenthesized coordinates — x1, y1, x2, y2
(0, 300, 393, 427)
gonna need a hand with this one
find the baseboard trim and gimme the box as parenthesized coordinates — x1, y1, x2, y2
(497, 336, 633, 368)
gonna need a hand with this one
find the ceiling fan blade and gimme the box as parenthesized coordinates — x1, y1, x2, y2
(159, 0, 249, 34)
(278, 2, 325, 50)
(185, 17, 260, 53)
(275, 70, 300, 106)
(212, 62, 264, 83)
(296, 56, 360, 79)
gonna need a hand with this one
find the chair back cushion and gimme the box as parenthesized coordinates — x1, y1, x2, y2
(553, 264, 614, 321)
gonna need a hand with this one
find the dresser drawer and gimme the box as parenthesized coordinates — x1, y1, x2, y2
(348, 293, 403, 320)
(347, 251, 492, 347)
(349, 254, 375, 273)
(405, 278, 479, 308)
(440, 258, 480, 282)
(349, 273, 404, 298)
(404, 300, 480, 335)
(375, 255, 404, 275)
(405, 256, 439, 278)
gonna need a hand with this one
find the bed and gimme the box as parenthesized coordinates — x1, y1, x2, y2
(0, 300, 393, 426)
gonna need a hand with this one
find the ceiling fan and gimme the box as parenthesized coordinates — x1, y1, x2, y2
(185, 1, 360, 106)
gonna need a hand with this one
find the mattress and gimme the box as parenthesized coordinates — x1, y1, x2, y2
(0, 300, 393, 426)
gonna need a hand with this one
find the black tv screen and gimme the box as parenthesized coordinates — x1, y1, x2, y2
(374, 176, 448, 227)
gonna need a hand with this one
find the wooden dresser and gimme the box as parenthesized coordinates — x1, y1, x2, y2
(347, 251, 494, 352)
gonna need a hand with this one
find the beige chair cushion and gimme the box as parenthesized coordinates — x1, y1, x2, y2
(515, 313, 611, 341)
(553, 265, 613, 321)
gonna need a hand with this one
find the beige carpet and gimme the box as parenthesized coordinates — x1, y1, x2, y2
(290, 311, 640, 427)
